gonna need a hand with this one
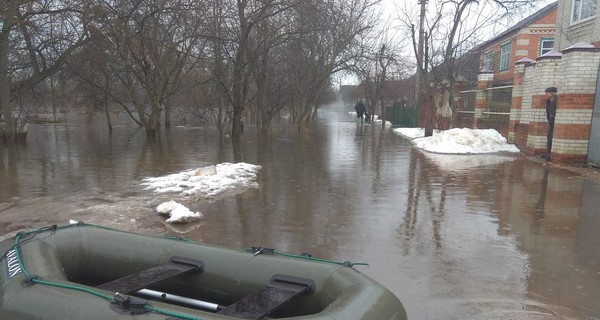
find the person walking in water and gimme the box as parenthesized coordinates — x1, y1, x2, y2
(542, 87, 557, 161)
(355, 99, 367, 123)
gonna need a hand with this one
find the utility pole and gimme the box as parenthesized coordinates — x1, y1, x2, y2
(417, 0, 426, 74)
(416, 0, 429, 134)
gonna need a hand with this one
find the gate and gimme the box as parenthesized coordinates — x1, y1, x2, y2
(588, 68, 600, 166)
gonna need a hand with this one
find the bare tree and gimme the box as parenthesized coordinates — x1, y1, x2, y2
(352, 23, 412, 127)
(284, 0, 380, 128)
(220, 0, 303, 139)
(397, 0, 540, 136)
(0, 0, 90, 142)
(252, 4, 296, 137)
(204, 0, 232, 137)
(74, 0, 209, 139)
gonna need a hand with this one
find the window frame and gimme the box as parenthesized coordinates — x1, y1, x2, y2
(483, 51, 493, 71)
(499, 41, 511, 71)
(571, 0, 596, 24)
(539, 38, 554, 56)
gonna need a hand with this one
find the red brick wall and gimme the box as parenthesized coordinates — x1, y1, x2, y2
(554, 123, 591, 139)
(558, 94, 595, 109)
(514, 123, 530, 152)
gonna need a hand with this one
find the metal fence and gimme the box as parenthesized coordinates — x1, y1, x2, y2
(457, 90, 476, 116)
(485, 85, 512, 122)
(457, 86, 512, 125)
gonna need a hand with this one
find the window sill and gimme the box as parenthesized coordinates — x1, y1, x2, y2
(570, 15, 596, 27)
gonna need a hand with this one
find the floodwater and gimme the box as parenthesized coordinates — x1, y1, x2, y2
(1, 104, 599, 320)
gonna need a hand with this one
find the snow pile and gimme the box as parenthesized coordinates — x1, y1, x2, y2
(394, 128, 520, 154)
(421, 152, 517, 173)
(156, 200, 204, 223)
(142, 162, 261, 198)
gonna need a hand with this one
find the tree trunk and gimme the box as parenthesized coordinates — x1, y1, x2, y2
(424, 93, 434, 137)
(380, 98, 386, 128)
(145, 117, 159, 139)
(145, 102, 162, 139)
(104, 101, 113, 133)
(164, 100, 171, 129)
(230, 1, 248, 139)
(0, 26, 16, 142)
(232, 107, 243, 137)
(260, 116, 272, 137)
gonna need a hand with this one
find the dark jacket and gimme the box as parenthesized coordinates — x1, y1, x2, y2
(355, 102, 366, 115)
(546, 95, 557, 122)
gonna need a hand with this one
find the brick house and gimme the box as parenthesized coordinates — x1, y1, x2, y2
(466, 3, 557, 137)
(555, 0, 600, 48)
(505, 0, 600, 164)
(478, 2, 558, 86)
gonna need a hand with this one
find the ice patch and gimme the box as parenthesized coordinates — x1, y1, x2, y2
(156, 200, 204, 223)
(142, 162, 261, 198)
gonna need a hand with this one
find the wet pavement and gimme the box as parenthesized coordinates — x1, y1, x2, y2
(0, 105, 599, 319)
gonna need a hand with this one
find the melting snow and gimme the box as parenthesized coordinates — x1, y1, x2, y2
(156, 200, 204, 223)
(141, 162, 261, 197)
(140, 162, 261, 224)
(393, 128, 520, 154)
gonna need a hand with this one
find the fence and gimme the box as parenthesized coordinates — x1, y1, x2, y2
(385, 103, 418, 127)
(457, 90, 476, 128)
(457, 85, 512, 131)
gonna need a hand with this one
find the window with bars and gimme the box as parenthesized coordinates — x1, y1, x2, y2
(499, 42, 511, 71)
(572, 0, 596, 23)
(539, 38, 554, 55)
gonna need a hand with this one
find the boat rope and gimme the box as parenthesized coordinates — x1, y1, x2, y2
(28, 277, 116, 302)
(251, 247, 369, 267)
(13, 232, 116, 303)
(274, 250, 369, 267)
(11, 226, 207, 320)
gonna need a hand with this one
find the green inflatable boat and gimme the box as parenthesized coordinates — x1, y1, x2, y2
(0, 223, 407, 319)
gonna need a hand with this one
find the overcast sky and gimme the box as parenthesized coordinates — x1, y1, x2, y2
(338, 0, 557, 86)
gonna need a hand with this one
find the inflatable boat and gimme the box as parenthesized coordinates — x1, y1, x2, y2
(0, 223, 407, 319)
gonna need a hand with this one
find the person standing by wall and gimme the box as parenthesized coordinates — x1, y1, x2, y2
(542, 87, 557, 161)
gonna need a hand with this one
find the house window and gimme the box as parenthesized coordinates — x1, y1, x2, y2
(539, 38, 554, 55)
(499, 42, 511, 71)
(572, 0, 596, 23)
(483, 51, 493, 71)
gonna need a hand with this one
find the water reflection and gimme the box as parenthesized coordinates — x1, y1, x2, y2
(1, 108, 599, 319)
(533, 167, 550, 234)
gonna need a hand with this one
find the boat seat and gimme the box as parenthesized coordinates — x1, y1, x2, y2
(218, 274, 314, 319)
(96, 256, 204, 294)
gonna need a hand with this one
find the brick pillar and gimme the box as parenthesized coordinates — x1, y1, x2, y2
(474, 72, 493, 128)
(526, 50, 562, 154)
(553, 43, 600, 163)
(509, 58, 534, 144)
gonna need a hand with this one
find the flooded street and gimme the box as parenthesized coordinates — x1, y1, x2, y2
(1, 105, 599, 319)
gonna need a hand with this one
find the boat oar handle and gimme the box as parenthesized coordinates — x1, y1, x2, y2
(136, 289, 222, 312)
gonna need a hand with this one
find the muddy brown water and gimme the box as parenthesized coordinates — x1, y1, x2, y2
(1, 105, 599, 319)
